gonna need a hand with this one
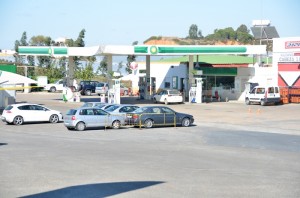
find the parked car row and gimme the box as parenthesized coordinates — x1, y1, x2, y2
(78, 81, 131, 96)
(1, 102, 194, 131)
(43, 79, 131, 96)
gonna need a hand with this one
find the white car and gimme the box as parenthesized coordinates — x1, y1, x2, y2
(44, 79, 65, 92)
(153, 89, 184, 105)
(0, 103, 63, 125)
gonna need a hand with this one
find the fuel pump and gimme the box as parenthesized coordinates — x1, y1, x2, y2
(189, 78, 203, 103)
(108, 79, 120, 104)
(138, 77, 146, 99)
(189, 87, 197, 103)
(151, 77, 156, 97)
(195, 78, 203, 103)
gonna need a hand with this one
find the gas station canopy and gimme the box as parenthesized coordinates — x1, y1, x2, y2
(18, 45, 266, 57)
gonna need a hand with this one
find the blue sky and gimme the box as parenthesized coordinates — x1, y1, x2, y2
(0, 0, 299, 50)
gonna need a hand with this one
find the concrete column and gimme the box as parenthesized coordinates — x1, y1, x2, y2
(106, 55, 113, 88)
(68, 56, 75, 86)
(24, 66, 28, 77)
(188, 55, 194, 91)
(107, 55, 113, 74)
(145, 55, 151, 99)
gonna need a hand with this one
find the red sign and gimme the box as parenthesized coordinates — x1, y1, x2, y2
(285, 41, 300, 49)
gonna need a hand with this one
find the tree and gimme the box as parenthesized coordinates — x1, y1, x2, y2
(117, 61, 123, 73)
(14, 32, 28, 65)
(188, 24, 198, 39)
(126, 55, 135, 74)
(74, 29, 86, 47)
(198, 30, 204, 39)
(236, 24, 253, 44)
(20, 32, 28, 46)
(206, 27, 236, 41)
(126, 41, 138, 74)
(76, 61, 94, 80)
(73, 29, 87, 71)
(30, 35, 52, 46)
(29, 35, 53, 68)
(65, 39, 74, 47)
(236, 24, 249, 33)
(96, 56, 108, 76)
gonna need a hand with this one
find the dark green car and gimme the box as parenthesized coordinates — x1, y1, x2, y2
(126, 106, 194, 128)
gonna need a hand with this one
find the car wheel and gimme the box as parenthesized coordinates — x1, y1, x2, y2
(76, 122, 86, 131)
(144, 119, 153, 128)
(153, 98, 157, 103)
(164, 99, 168, 105)
(85, 90, 92, 96)
(13, 116, 24, 125)
(49, 114, 59, 123)
(50, 87, 56, 92)
(245, 98, 251, 105)
(181, 117, 190, 127)
(260, 100, 266, 106)
(112, 120, 121, 129)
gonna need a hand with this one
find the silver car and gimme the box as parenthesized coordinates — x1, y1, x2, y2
(81, 102, 116, 110)
(64, 107, 125, 131)
(95, 82, 109, 95)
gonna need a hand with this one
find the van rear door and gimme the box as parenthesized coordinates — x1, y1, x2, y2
(266, 86, 281, 103)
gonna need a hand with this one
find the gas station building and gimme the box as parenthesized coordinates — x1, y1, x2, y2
(17, 44, 267, 103)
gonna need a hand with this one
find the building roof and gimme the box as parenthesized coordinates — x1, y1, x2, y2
(155, 55, 271, 64)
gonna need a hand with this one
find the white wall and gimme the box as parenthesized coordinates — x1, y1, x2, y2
(235, 67, 275, 101)
(151, 63, 187, 91)
(138, 62, 187, 92)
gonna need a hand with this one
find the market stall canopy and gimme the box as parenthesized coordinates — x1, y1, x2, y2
(0, 70, 37, 85)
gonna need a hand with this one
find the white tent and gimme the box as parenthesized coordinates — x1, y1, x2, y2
(0, 70, 37, 85)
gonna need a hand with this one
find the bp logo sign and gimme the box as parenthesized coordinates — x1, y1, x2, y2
(150, 46, 158, 54)
(48, 48, 52, 55)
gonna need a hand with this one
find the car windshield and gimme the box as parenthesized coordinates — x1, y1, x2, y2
(96, 83, 105, 87)
(66, 109, 77, 115)
(94, 104, 107, 108)
(105, 105, 120, 112)
(82, 103, 93, 107)
(54, 79, 61, 84)
(133, 107, 150, 113)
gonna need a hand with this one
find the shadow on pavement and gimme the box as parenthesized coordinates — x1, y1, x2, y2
(20, 181, 164, 198)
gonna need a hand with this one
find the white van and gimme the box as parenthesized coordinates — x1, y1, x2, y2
(245, 85, 281, 106)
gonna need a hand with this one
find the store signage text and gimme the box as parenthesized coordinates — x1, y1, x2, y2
(285, 41, 300, 49)
(278, 53, 300, 62)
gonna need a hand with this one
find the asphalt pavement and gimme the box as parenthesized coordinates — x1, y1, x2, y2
(0, 92, 299, 198)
